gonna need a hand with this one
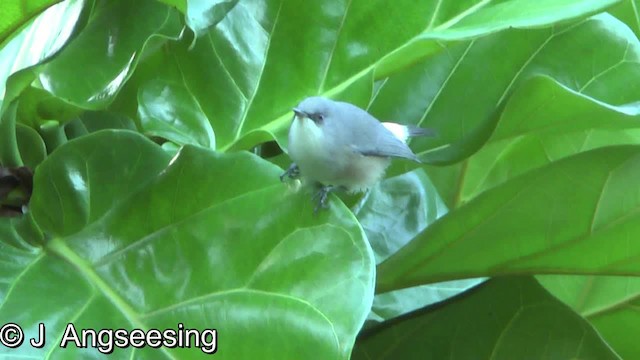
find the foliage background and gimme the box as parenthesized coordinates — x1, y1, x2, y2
(1, 0, 640, 359)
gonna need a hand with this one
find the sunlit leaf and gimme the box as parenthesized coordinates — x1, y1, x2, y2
(377, 146, 640, 292)
(166, 0, 616, 152)
(37, 0, 183, 109)
(0, 0, 62, 45)
(11, 130, 375, 359)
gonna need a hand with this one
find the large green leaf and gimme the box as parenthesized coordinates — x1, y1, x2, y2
(0, 0, 83, 104)
(161, 0, 616, 152)
(538, 275, 640, 359)
(539, 275, 640, 316)
(370, 13, 640, 166)
(353, 169, 484, 322)
(36, 0, 183, 110)
(376, 0, 621, 76)
(377, 145, 640, 293)
(64, 111, 137, 141)
(355, 169, 448, 264)
(0, 217, 42, 291)
(157, 0, 186, 13)
(0, 0, 62, 45)
(185, 0, 238, 37)
(15, 123, 46, 168)
(588, 296, 640, 360)
(137, 78, 215, 149)
(1, 0, 181, 164)
(0, 101, 21, 166)
(610, 0, 640, 37)
(428, 76, 640, 208)
(353, 277, 620, 360)
(8, 130, 374, 359)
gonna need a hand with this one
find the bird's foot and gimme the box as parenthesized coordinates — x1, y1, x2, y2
(312, 185, 335, 214)
(280, 163, 300, 182)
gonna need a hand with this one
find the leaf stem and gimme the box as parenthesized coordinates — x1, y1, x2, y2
(39, 121, 68, 153)
(0, 101, 24, 167)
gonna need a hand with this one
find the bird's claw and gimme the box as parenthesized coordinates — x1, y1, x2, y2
(313, 185, 334, 214)
(280, 163, 300, 182)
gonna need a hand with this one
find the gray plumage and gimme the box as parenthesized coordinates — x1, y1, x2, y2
(286, 96, 433, 194)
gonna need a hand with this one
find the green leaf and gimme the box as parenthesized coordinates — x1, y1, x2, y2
(30, 131, 171, 236)
(376, 145, 640, 293)
(157, 0, 186, 13)
(370, 13, 640, 165)
(64, 111, 137, 140)
(0, 0, 62, 45)
(538, 275, 640, 360)
(0, 0, 83, 104)
(37, 0, 183, 110)
(610, 0, 640, 38)
(17, 130, 374, 359)
(104, 41, 177, 124)
(15, 123, 46, 168)
(167, 0, 614, 152)
(434, 76, 640, 208)
(352, 169, 485, 324)
(17, 86, 83, 127)
(186, 0, 238, 37)
(353, 277, 620, 360)
(138, 78, 215, 148)
(353, 169, 485, 322)
(538, 275, 640, 316)
(0, 101, 21, 166)
(587, 295, 640, 360)
(355, 169, 448, 264)
(376, 0, 621, 76)
(0, 218, 42, 289)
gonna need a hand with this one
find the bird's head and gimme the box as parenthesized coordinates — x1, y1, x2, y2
(292, 96, 334, 128)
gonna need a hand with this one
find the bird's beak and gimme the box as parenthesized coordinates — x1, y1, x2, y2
(292, 108, 306, 119)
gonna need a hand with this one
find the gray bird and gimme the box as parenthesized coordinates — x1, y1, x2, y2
(281, 96, 434, 212)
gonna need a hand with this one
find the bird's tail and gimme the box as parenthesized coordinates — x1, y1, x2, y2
(382, 122, 437, 143)
(406, 125, 437, 137)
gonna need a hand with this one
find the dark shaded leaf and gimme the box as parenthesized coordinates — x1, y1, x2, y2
(353, 277, 619, 360)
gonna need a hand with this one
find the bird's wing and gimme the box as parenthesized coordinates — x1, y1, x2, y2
(351, 133, 421, 162)
(332, 102, 423, 162)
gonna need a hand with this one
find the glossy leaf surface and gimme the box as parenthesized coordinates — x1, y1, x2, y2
(377, 146, 640, 292)
(138, 79, 215, 148)
(0, 0, 62, 45)
(7, 130, 375, 359)
(354, 169, 484, 322)
(0, 0, 82, 103)
(370, 13, 640, 165)
(37, 0, 183, 109)
(163, 0, 616, 152)
(431, 76, 640, 208)
(185, 0, 238, 37)
(1, 0, 639, 358)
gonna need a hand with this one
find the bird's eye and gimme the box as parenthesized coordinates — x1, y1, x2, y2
(312, 114, 324, 123)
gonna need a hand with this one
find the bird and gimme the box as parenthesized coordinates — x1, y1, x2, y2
(280, 96, 435, 212)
